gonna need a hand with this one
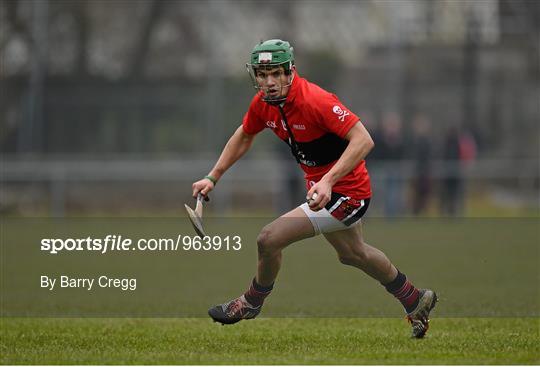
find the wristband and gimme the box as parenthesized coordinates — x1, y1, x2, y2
(204, 175, 217, 185)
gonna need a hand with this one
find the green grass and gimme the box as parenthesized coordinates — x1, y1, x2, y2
(1, 318, 538, 364)
(2, 217, 538, 363)
(2, 218, 539, 318)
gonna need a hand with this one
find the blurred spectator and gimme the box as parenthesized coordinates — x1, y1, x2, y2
(364, 113, 382, 161)
(378, 112, 405, 217)
(359, 111, 377, 140)
(440, 126, 462, 216)
(440, 126, 477, 216)
(410, 114, 432, 215)
(459, 130, 477, 164)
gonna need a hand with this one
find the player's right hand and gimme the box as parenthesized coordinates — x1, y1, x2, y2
(192, 178, 214, 200)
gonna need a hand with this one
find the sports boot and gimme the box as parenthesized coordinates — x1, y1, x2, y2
(208, 295, 261, 325)
(406, 289, 438, 338)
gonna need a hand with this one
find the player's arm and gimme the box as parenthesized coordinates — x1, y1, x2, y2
(192, 125, 256, 197)
(322, 121, 374, 185)
(208, 125, 255, 181)
(307, 121, 374, 209)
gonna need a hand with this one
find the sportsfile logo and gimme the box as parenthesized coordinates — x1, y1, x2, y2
(332, 105, 350, 122)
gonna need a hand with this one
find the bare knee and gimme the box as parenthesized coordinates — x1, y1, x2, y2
(338, 255, 356, 266)
(337, 243, 370, 267)
(257, 225, 281, 257)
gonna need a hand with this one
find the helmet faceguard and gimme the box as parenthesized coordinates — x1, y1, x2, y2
(246, 39, 295, 104)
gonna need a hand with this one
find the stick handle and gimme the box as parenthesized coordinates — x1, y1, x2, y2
(195, 193, 204, 216)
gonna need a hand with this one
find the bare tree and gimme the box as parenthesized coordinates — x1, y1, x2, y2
(127, 0, 164, 78)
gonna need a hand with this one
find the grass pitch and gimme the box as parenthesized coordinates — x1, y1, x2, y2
(1, 217, 538, 363)
(1, 317, 538, 364)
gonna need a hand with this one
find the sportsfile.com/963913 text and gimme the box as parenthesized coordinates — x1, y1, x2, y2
(40, 235, 242, 254)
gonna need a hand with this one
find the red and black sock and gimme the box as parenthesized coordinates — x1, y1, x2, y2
(383, 270, 420, 314)
(244, 278, 273, 307)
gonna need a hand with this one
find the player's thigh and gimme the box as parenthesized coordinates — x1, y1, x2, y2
(259, 207, 316, 249)
(323, 222, 365, 257)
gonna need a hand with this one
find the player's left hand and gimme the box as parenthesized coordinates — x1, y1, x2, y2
(307, 179, 332, 211)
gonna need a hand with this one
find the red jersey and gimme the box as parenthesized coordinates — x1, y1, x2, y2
(242, 74, 371, 199)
